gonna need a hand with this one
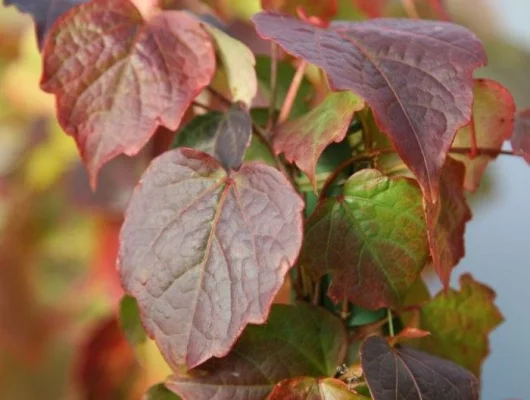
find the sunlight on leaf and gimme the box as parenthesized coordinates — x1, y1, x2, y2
(268, 377, 367, 399)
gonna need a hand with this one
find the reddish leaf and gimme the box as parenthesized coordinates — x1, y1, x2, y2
(351, 0, 388, 18)
(273, 92, 364, 190)
(423, 157, 471, 288)
(167, 303, 347, 400)
(261, 0, 338, 21)
(3, 0, 87, 47)
(452, 79, 515, 191)
(40, 0, 215, 187)
(419, 274, 503, 376)
(268, 377, 367, 399)
(389, 327, 430, 346)
(361, 335, 479, 400)
(118, 148, 304, 369)
(512, 109, 530, 164)
(300, 169, 429, 310)
(252, 12, 486, 202)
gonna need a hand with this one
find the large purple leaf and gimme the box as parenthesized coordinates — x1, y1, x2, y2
(40, 0, 215, 187)
(361, 336, 479, 400)
(167, 303, 347, 400)
(118, 148, 304, 369)
(252, 12, 486, 202)
(3, 0, 87, 47)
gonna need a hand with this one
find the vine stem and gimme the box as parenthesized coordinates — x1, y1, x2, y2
(278, 60, 307, 124)
(387, 309, 395, 337)
(469, 115, 478, 159)
(267, 43, 279, 131)
(401, 0, 420, 18)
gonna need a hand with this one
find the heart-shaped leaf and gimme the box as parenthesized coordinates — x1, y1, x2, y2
(40, 0, 215, 187)
(268, 377, 367, 400)
(172, 105, 252, 170)
(3, 0, 87, 47)
(512, 109, 530, 164)
(167, 303, 346, 400)
(261, 0, 338, 21)
(419, 273, 503, 376)
(423, 157, 471, 288)
(273, 91, 364, 190)
(361, 336, 479, 400)
(452, 79, 515, 191)
(300, 169, 429, 310)
(118, 148, 304, 369)
(252, 12, 486, 202)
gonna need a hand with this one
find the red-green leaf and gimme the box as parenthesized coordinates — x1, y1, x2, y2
(172, 105, 252, 170)
(300, 169, 429, 310)
(261, 0, 338, 21)
(273, 92, 364, 190)
(3, 0, 87, 47)
(252, 12, 486, 202)
(424, 157, 471, 288)
(40, 0, 215, 187)
(452, 79, 515, 191)
(512, 109, 530, 164)
(167, 303, 347, 400)
(268, 377, 367, 400)
(419, 273, 503, 376)
(360, 335, 479, 400)
(118, 148, 304, 369)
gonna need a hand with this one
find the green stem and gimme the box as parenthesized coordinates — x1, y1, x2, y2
(387, 308, 395, 337)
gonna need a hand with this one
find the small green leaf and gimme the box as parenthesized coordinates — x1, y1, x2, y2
(119, 295, 146, 347)
(301, 169, 429, 310)
(144, 383, 182, 400)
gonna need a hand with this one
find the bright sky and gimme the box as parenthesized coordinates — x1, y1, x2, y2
(488, 0, 530, 48)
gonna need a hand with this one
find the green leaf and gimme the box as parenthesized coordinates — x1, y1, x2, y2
(268, 377, 368, 400)
(203, 24, 257, 107)
(119, 295, 146, 348)
(419, 273, 504, 376)
(144, 383, 182, 400)
(301, 169, 429, 310)
(167, 303, 347, 400)
(273, 92, 364, 190)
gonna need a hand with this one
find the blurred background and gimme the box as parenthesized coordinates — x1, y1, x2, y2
(0, 0, 528, 399)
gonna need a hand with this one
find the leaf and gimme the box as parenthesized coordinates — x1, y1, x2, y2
(300, 169, 429, 310)
(172, 105, 252, 170)
(273, 92, 364, 190)
(40, 0, 215, 187)
(418, 273, 503, 376)
(3, 0, 87, 47)
(119, 295, 147, 348)
(360, 335, 479, 400)
(268, 377, 367, 400)
(261, 0, 338, 21)
(252, 12, 486, 202)
(118, 148, 304, 369)
(145, 383, 182, 400)
(424, 157, 471, 288)
(350, 0, 388, 18)
(352, 0, 450, 20)
(451, 79, 515, 191)
(166, 303, 347, 400)
(203, 24, 257, 107)
(390, 327, 430, 346)
(512, 109, 530, 164)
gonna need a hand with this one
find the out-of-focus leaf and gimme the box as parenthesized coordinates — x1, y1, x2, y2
(261, 0, 338, 21)
(252, 12, 486, 202)
(167, 303, 347, 400)
(118, 148, 304, 369)
(512, 109, 530, 164)
(419, 273, 503, 376)
(273, 92, 364, 190)
(268, 377, 367, 399)
(40, 0, 215, 187)
(424, 158, 471, 288)
(361, 335, 479, 400)
(301, 169, 429, 310)
(452, 79, 515, 191)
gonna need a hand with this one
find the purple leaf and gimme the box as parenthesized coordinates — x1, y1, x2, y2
(118, 148, 304, 369)
(252, 12, 486, 202)
(512, 109, 530, 164)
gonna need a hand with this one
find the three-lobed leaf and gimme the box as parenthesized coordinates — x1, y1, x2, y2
(452, 79, 515, 191)
(172, 105, 252, 170)
(512, 109, 530, 164)
(418, 273, 503, 376)
(273, 91, 364, 190)
(361, 335, 479, 400)
(40, 0, 215, 187)
(423, 157, 471, 288)
(118, 148, 304, 369)
(268, 377, 367, 400)
(252, 12, 486, 202)
(301, 169, 429, 310)
(167, 303, 347, 400)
